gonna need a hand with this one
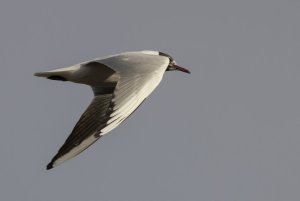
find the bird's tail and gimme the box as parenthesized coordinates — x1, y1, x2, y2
(34, 65, 80, 81)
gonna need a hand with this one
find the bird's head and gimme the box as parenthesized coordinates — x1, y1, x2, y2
(159, 51, 190, 74)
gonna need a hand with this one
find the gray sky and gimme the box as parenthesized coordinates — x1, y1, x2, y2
(0, 0, 300, 200)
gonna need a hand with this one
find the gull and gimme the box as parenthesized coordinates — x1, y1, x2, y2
(34, 50, 190, 170)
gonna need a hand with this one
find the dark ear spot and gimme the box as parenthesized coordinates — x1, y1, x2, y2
(47, 75, 67, 81)
(159, 51, 173, 63)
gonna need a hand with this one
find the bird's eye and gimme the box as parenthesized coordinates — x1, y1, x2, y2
(170, 61, 176, 66)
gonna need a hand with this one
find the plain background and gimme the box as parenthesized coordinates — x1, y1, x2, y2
(1, 0, 300, 200)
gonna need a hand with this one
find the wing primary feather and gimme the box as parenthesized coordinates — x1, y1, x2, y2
(47, 92, 115, 169)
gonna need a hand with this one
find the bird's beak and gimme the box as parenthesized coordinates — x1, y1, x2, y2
(174, 64, 191, 74)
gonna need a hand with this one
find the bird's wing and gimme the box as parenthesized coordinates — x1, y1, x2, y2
(47, 53, 169, 169)
(98, 52, 169, 134)
(47, 90, 116, 169)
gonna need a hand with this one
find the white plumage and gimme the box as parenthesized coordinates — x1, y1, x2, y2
(34, 50, 190, 169)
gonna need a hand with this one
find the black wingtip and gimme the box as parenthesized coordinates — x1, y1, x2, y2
(46, 162, 54, 170)
(47, 75, 67, 81)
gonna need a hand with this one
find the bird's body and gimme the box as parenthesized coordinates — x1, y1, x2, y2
(35, 50, 190, 169)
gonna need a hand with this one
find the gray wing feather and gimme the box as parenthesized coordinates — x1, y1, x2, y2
(47, 93, 114, 169)
(98, 52, 169, 134)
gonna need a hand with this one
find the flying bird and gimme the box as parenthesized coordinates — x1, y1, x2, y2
(34, 50, 190, 170)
